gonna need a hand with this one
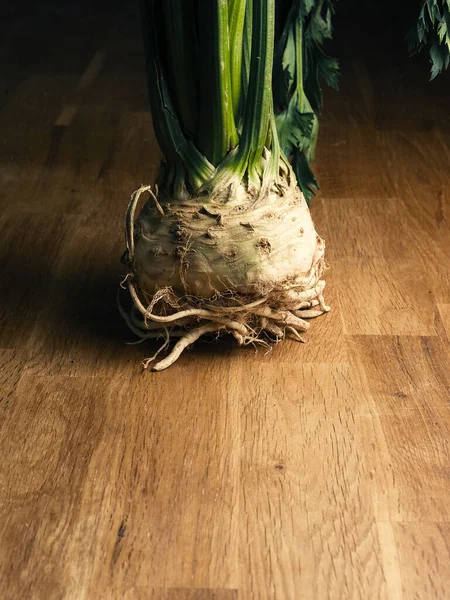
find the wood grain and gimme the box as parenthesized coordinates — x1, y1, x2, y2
(1, 2, 449, 599)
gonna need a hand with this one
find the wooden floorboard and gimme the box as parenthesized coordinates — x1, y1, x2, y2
(1, 2, 449, 599)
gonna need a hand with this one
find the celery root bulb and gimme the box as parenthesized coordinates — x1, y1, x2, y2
(120, 177, 329, 370)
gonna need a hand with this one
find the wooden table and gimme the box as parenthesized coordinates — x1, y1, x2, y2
(1, 1, 449, 598)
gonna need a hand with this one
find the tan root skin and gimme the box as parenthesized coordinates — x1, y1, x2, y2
(120, 178, 329, 371)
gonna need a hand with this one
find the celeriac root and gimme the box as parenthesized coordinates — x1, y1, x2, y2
(120, 180, 330, 371)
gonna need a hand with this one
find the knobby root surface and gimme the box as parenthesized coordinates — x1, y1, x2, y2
(118, 276, 330, 372)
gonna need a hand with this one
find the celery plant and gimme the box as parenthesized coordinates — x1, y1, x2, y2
(409, 0, 450, 78)
(119, 0, 335, 370)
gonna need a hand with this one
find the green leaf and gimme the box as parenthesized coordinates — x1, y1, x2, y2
(317, 50, 339, 90)
(409, 0, 450, 78)
(273, 0, 338, 203)
(310, 9, 332, 43)
(297, 0, 316, 19)
(282, 25, 297, 87)
(437, 19, 447, 42)
(417, 19, 427, 43)
(275, 91, 314, 157)
(273, 22, 296, 109)
(430, 43, 446, 78)
(292, 151, 319, 206)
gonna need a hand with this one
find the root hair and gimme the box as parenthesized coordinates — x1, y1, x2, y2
(118, 275, 330, 371)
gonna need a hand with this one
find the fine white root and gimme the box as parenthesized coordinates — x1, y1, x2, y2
(280, 280, 326, 305)
(206, 318, 249, 338)
(296, 300, 317, 310)
(129, 279, 219, 323)
(203, 297, 267, 313)
(119, 275, 329, 370)
(254, 307, 310, 331)
(117, 288, 156, 340)
(152, 324, 222, 372)
(292, 309, 326, 319)
(130, 329, 186, 343)
(117, 289, 187, 344)
(125, 184, 163, 264)
(264, 322, 284, 339)
(259, 316, 268, 329)
(130, 306, 171, 331)
(142, 328, 170, 369)
(317, 293, 331, 312)
(286, 326, 306, 343)
(231, 331, 245, 345)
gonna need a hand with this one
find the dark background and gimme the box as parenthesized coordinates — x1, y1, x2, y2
(1, 0, 448, 117)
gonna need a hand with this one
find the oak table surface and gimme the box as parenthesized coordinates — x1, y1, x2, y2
(1, 2, 449, 599)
